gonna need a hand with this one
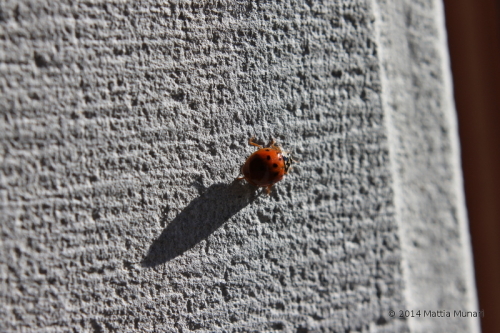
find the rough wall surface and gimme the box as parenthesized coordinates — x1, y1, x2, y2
(0, 0, 476, 332)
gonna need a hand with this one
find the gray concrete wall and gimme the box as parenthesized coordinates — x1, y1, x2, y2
(0, 0, 478, 332)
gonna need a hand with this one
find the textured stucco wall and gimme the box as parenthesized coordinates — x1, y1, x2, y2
(0, 0, 477, 332)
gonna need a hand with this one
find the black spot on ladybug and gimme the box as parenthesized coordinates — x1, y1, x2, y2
(249, 157, 268, 180)
(267, 155, 271, 160)
(278, 157, 282, 161)
(265, 149, 270, 151)
(273, 163, 278, 168)
(273, 172, 280, 178)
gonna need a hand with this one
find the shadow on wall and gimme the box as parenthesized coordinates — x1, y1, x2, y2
(142, 181, 258, 267)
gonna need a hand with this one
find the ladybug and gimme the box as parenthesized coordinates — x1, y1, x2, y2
(237, 137, 292, 194)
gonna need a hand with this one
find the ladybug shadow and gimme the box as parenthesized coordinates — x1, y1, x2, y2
(142, 181, 259, 267)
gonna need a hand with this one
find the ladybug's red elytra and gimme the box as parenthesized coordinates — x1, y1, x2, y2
(237, 137, 292, 194)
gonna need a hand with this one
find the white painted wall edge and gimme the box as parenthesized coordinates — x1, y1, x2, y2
(374, 0, 480, 332)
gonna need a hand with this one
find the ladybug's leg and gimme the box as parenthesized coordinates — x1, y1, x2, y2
(265, 185, 272, 195)
(248, 137, 263, 149)
(269, 139, 282, 151)
(235, 165, 245, 181)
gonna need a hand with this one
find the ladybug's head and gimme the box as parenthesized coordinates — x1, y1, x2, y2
(282, 152, 293, 173)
